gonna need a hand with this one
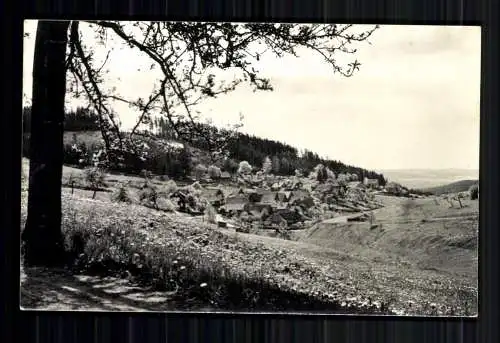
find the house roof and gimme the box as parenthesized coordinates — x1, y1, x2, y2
(276, 191, 292, 201)
(260, 191, 278, 204)
(221, 202, 246, 211)
(225, 195, 248, 204)
(291, 190, 310, 198)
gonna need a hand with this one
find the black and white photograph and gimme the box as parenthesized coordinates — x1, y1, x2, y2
(20, 20, 479, 316)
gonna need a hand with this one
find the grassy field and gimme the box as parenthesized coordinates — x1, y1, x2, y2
(20, 158, 478, 316)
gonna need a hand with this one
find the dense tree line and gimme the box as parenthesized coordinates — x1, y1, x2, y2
(22, 105, 386, 184)
(23, 105, 100, 133)
(151, 117, 387, 185)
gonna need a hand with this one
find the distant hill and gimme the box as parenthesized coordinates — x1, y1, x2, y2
(378, 169, 479, 189)
(420, 179, 479, 196)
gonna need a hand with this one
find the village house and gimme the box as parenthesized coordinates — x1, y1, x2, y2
(363, 177, 379, 189)
(219, 194, 247, 216)
(289, 190, 315, 209)
(258, 190, 278, 206)
(220, 171, 232, 182)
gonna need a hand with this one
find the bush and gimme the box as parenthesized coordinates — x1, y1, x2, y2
(469, 183, 479, 200)
(162, 180, 178, 197)
(111, 183, 132, 203)
(238, 161, 252, 175)
(139, 184, 160, 209)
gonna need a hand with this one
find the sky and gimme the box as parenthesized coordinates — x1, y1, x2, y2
(22, 21, 481, 171)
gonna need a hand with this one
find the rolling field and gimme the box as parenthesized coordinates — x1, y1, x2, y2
(20, 159, 478, 315)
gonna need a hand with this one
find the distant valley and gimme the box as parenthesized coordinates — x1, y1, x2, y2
(377, 169, 479, 189)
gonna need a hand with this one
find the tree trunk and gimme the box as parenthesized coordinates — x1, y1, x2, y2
(22, 21, 70, 267)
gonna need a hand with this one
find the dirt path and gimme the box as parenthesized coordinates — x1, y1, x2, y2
(20, 263, 180, 312)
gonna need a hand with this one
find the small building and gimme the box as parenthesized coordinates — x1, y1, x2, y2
(259, 190, 278, 205)
(275, 191, 292, 203)
(363, 177, 379, 189)
(220, 195, 247, 215)
(219, 202, 246, 216)
(220, 171, 231, 180)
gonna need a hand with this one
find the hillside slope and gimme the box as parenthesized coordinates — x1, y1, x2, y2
(421, 180, 478, 195)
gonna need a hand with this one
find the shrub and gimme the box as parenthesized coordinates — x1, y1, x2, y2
(139, 183, 160, 210)
(111, 183, 132, 203)
(237, 161, 252, 175)
(469, 183, 479, 200)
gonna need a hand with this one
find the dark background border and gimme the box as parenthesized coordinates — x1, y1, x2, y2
(2, 0, 497, 342)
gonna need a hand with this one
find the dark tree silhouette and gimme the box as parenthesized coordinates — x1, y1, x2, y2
(23, 20, 378, 267)
(22, 21, 70, 266)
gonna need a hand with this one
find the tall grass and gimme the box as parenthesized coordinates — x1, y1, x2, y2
(56, 196, 393, 313)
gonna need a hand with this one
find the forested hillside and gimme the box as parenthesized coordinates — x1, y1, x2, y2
(22, 106, 387, 184)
